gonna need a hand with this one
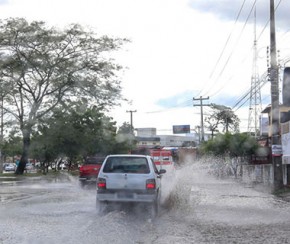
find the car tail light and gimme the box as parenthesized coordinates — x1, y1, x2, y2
(97, 178, 106, 189)
(146, 179, 156, 189)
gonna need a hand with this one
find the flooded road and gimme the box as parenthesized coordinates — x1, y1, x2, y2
(1, 162, 290, 244)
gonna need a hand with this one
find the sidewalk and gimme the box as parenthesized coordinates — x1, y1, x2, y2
(0, 171, 77, 185)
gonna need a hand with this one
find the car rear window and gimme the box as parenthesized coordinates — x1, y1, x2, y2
(85, 157, 105, 165)
(103, 157, 150, 174)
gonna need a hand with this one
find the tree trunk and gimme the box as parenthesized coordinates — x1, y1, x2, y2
(15, 129, 31, 175)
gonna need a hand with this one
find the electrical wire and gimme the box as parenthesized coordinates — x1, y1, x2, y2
(214, 0, 284, 112)
(232, 0, 284, 112)
(232, 73, 268, 110)
(203, 0, 257, 98)
(234, 77, 269, 111)
(196, 0, 247, 97)
(146, 0, 284, 116)
(257, 0, 283, 41)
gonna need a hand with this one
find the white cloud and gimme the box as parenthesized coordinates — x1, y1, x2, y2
(1, 0, 289, 135)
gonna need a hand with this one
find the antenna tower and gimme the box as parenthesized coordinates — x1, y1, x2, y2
(248, 7, 262, 137)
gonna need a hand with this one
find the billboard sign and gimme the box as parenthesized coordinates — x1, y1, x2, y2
(173, 125, 190, 134)
(272, 144, 282, 157)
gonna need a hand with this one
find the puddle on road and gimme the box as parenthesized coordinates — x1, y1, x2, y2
(0, 174, 80, 205)
(159, 158, 290, 226)
(2, 159, 290, 244)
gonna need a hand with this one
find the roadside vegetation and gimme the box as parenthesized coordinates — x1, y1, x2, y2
(0, 18, 261, 178)
(200, 132, 260, 178)
(0, 18, 132, 174)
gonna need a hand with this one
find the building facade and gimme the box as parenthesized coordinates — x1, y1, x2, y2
(135, 128, 197, 148)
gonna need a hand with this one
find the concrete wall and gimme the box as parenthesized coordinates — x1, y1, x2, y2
(241, 164, 273, 186)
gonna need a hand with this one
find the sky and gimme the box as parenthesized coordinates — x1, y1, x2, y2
(1, 0, 290, 135)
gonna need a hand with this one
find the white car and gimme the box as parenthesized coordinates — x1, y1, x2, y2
(5, 163, 16, 172)
(96, 154, 166, 217)
(25, 163, 34, 170)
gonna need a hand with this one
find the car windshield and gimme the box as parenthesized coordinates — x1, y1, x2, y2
(103, 157, 150, 174)
(85, 157, 105, 165)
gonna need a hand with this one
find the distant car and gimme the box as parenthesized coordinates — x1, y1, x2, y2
(150, 149, 175, 174)
(4, 163, 16, 172)
(79, 156, 105, 187)
(25, 163, 34, 170)
(96, 154, 166, 217)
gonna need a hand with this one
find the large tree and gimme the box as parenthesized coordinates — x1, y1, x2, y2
(115, 122, 137, 152)
(205, 104, 240, 138)
(30, 105, 119, 172)
(0, 18, 127, 174)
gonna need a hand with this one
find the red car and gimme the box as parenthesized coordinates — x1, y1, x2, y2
(79, 156, 105, 187)
(150, 149, 175, 173)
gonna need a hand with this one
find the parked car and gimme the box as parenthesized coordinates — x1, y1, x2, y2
(4, 163, 16, 172)
(96, 154, 166, 217)
(25, 163, 34, 170)
(79, 156, 105, 187)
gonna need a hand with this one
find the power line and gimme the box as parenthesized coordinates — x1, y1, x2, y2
(144, 0, 284, 118)
(209, 0, 285, 100)
(203, 0, 258, 98)
(203, 0, 284, 101)
(197, 0, 247, 97)
(257, 0, 283, 41)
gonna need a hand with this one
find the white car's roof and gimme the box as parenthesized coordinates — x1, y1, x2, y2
(106, 154, 149, 157)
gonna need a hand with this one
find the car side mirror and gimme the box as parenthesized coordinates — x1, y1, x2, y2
(159, 169, 166, 174)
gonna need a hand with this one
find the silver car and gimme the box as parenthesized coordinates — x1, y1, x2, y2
(4, 163, 16, 172)
(96, 154, 166, 217)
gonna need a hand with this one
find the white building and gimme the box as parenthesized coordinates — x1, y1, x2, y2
(135, 128, 198, 147)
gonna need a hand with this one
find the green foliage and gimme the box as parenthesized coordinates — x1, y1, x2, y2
(201, 132, 259, 157)
(30, 105, 120, 164)
(2, 130, 22, 159)
(0, 17, 128, 172)
(205, 104, 240, 137)
(117, 122, 133, 134)
(0, 18, 127, 125)
(114, 122, 137, 153)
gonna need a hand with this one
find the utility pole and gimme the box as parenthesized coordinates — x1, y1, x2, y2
(195, 126, 201, 144)
(0, 94, 3, 173)
(126, 110, 137, 152)
(270, 0, 283, 190)
(193, 96, 209, 142)
(126, 110, 137, 133)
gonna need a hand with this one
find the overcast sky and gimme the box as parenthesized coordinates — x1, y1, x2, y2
(1, 0, 290, 135)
